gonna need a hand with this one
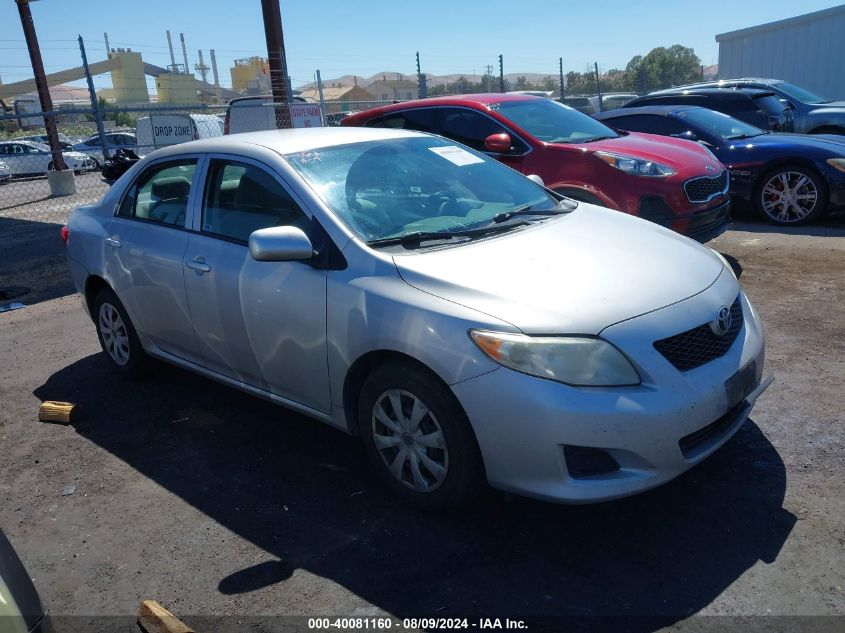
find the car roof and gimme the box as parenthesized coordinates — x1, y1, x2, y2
(595, 105, 701, 119)
(348, 92, 543, 117)
(147, 126, 428, 158)
(642, 87, 774, 99)
(0, 139, 42, 147)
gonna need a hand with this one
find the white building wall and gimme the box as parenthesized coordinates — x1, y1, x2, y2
(717, 4, 845, 100)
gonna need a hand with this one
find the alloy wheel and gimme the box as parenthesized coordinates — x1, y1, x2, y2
(760, 170, 819, 223)
(98, 302, 130, 366)
(371, 389, 449, 492)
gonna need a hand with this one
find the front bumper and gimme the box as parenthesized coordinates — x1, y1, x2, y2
(639, 198, 731, 243)
(452, 281, 768, 504)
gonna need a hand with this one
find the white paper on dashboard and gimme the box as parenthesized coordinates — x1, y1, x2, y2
(428, 145, 485, 166)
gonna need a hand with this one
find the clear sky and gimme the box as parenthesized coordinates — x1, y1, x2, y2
(0, 0, 842, 92)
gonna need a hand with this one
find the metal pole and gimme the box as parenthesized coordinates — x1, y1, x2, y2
(498, 54, 505, 92)
(594, 62, 603, 112)
(79, 35, 109, 161)
(15, 0, 66, 170)
(261, 0, 290, 116)
(180, 33, 189, 74)
(166, 30, 176, 69)
(559, 57, 565, 103)
(210, 49, 221, 102)
(104, 32, 110, 57)
(416, 51, 427, 99)
(316, 69, 326, 126)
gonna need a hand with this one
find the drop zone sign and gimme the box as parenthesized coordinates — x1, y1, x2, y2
(150, 114, 196, 146)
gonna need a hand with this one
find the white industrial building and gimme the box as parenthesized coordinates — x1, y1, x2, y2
(716, 4, 845, 100)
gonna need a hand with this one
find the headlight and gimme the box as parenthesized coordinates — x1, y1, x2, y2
(469, 331, 641, 387)
(826, 158, 845, 173)
(594, 151, 675, 177)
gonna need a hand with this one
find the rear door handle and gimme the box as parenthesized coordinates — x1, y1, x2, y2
(186, 257, 211, 273)
(104, 237, 121, 248)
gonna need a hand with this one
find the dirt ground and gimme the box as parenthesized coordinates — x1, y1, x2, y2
(0, 214, 844, 632)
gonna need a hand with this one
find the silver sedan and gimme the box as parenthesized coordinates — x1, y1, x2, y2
(64, 127, 770, 508)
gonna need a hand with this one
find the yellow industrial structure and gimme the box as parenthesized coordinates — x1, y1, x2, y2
(230, 57, 269, 92)
(107, 51, 149, 103)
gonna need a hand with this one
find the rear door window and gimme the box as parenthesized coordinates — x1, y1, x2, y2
(366, 108, 437, 132)
(117, 159, 197, 227)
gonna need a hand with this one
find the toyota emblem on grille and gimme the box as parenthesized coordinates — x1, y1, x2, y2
(710, 305, 732, 336)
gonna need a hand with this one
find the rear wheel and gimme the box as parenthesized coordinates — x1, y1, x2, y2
(754, 165, 827, 225)
(93, 287, 150, 377)
(358, 362, 484, 509)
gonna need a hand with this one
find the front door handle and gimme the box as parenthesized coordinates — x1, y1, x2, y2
(186, 257, 211, 273)
(105, 237, 121, 249)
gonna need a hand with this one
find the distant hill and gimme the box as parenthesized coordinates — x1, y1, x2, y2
(299, 71, 557, 90)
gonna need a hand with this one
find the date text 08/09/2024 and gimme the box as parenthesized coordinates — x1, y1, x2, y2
(308, 618, 528, 630)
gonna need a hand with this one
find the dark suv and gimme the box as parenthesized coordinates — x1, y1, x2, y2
(622, 88, 793, 132)
(646, 79, 845, 135)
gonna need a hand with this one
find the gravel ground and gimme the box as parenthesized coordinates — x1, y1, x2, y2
(0, 215, 843, 632)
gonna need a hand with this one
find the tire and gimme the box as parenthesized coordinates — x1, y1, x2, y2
(358, 362, 484, 509)
(93, 287, 150, 377)
(554, 188, 606, 207)
(754, 165, 827, 226)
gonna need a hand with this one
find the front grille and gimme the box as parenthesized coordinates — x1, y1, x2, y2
(654, 296, 743, 371)
(685, 170, 729, 203)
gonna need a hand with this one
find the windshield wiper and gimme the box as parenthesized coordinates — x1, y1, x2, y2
(492, 201, 575, 224)
(367, 221, 530, 248)
(578, 135, 618, 143)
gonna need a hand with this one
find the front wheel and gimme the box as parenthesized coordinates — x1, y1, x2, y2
(755, 165, 827, 225)
(358, 362, 484, 509)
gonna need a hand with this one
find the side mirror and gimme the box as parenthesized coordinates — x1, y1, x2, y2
(483, 133, 512, 153)
(527, 174, 545, 187)
(249, 226, 313, 262)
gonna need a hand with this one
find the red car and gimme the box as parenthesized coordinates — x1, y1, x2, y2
(342, 94, 731, 242)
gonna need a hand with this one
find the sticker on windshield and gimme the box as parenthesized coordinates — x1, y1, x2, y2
(428, 145, 485, 166)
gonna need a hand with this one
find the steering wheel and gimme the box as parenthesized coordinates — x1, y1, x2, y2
(430, 190, 463, 216)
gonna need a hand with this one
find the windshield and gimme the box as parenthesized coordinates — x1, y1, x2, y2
(491, 99, 619, 143)
(285, 136, 557, 243)
(775, 81, 830, 104)
(678, 108, 764, 140)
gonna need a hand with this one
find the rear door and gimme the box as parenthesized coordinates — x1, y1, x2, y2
(182, 155, 330, 412)
(105, 156, 203, 364)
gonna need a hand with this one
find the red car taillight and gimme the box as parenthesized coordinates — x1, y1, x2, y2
(60, 225, 69, 244)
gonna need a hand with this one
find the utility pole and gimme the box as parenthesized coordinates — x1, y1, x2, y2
(15, 0, 66, 171)
(484, 64, 493, 92)
(195, 50, 210, 83)
(498, 54, 505, 92)
(416, 51, 427, 99)
(594, 62, 603, 112)
(104, 32, 110, 57)
(261, 0, 290, 129)
(79, 35, 109, 161)
(559, 57, 565, 103)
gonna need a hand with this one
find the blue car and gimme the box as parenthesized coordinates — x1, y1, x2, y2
(595, 105, 845, 226)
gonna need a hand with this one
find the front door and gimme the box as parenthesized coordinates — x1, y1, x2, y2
(437, 107, 527, 172)
(183, 156, 330, 413)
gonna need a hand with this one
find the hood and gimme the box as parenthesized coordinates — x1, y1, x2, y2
(551, 132, 723, 177)
(726, 132, 845, 154)
(393, 206, 726, 334)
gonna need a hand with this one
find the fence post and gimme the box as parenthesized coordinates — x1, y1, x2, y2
(79, 35, 110, 161)
(316, 69, 327, 126)
(594, 62, 603, 112)
(498, 54, 505, 92)
(559, 57, 565, 103)
(416, 52, 427, 99)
